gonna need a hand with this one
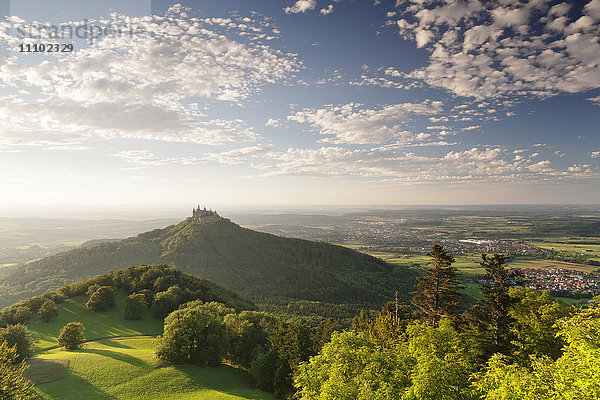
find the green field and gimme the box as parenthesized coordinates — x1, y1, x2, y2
(28, 295, 164, 351)
(458, 283, 483, 302)
(375, 252, 598, 274)
(31, 337, 277, 400)
(0, 263, 17, 269)
(383, 254, 484, 275)
(505, 259, 598, 273)
(530, 242, 600, 252)
(530, 242, 600, 262)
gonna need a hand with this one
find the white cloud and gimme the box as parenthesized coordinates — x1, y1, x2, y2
(528, 160, 552, 172)
(349, 74, 415, 90)
(321, 5, 334, 15)
(113, 146, 274, 166)
(288, 101, 444, 145)
(588, 95, 600, 105)
(112, 150, 204, 166)
(0, 7, 297, 147)
(392, 0, 600, 99)
(586, 0, 600, 21)
(0, 96, 260, 147)
(284, 0, 317, 14)
(204, 146, 275, 164)
(265, 118, 281, 127)
(549, 3, 571, 18)
(415, 28, 433, 48)
(113, 142, 597, 185)
(255, 145, 581, 184)
(591, 151, 600, 159)
(490, 6, 529, 27)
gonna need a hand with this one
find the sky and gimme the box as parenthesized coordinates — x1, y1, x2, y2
(0, 0, 599, 212)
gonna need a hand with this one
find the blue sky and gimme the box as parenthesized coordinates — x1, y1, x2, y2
(0, 0, 599, 210)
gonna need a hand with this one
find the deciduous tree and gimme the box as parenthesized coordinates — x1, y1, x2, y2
(58, 322, 85, 350)
(85, 286, 116, 312)
(38, 299, 59, 322)
(155, 302, 231, 366)
(124, 293, 147, 320)
(509, 287, 573, 363)
(473, 303, 600, 399)
(294, 331, 412, 400)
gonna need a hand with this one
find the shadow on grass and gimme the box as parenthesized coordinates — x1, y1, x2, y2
(25, 359, 69, 384)
(82, 349, 147, 368)
(36, 370, 118, 400)
(173, 364, 276, 399)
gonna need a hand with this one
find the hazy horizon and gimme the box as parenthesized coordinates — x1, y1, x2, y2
(1, 202, 599, 220)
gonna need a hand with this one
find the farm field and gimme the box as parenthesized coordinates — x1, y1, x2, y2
(505, 259, 598, 273)
(30, 337, 277, 400)
(0, 263, 16, 268)
(381, 254, 484, 275)
(530, 241, 600, 252)
(373, 252, 597, 274)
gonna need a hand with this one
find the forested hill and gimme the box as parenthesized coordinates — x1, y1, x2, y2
(0, 218, 417, 309)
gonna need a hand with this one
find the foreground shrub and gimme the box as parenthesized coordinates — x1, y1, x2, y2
(295, 319, 477, 400)
(473, 304, 600, 399)
(0, 324, 34, 360)
(0, 341, 36, 399)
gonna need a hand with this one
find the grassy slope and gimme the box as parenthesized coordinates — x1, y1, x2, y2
(28, 292, 276, 400)
(28, 294, 163, 351)
(33, 337, 276, 400)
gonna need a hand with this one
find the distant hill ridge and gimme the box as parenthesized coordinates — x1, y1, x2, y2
(0, 217, 417, 309)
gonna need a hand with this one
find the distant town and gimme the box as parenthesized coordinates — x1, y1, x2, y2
(514, 268, 599, 295)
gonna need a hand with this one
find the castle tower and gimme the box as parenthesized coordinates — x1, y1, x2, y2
(191, 204, 221, 223)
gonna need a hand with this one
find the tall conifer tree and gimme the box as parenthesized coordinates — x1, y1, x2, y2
(411, 244, 460, 325)
(463, 253, 519, 361)
(480, 254, 518, 350)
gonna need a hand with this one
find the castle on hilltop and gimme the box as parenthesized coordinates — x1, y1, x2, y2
(192, 205, 221, 224)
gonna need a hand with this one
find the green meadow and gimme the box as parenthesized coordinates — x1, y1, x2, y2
(31, 337, 277, 400)
(26, 294, 277, 400)
(377, 252, 597, 274)
(28, 295, 163, 351)
(384, 254, 484, 275)
(529, 242, 600, 252)
(0, 263, 17, 268)
(505, 259, 598, 273)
